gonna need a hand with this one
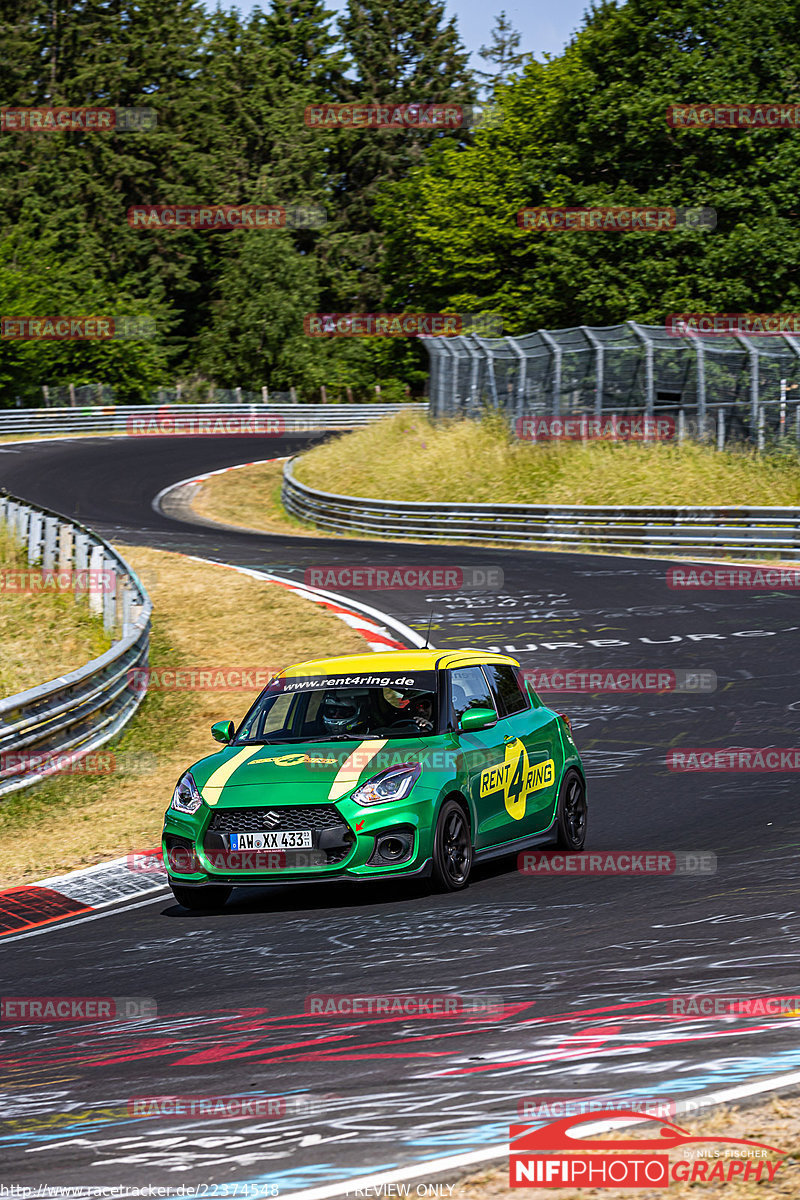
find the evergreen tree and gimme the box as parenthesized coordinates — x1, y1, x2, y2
(477, 11, 527, 96)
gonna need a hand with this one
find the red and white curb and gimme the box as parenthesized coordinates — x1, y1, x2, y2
(0, 555, 426, 939)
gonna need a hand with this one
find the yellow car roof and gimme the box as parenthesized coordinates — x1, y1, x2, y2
(278, 649, 520, 678)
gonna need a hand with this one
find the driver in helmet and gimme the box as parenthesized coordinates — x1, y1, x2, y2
(320, 690, 369, 735)
(409, 694, 434, 733)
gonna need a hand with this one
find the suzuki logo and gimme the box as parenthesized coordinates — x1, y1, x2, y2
(263, 811, 282, 827)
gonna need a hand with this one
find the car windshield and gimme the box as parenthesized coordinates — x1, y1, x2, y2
(235, 671, 439, 744)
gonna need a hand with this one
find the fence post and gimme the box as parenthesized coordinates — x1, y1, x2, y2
(321, 385, 327, 403)
(627, 322, 655, 416)
(262, 386, 268, 404)
(538, 330, 562, 415)
(757, 405, 765, 452)
(69, 382, 76, 408)
(677, 410, 686, 444)
(506, 336, 527, 429)
(580, 326, 604, 416)
(716, 408, 725, 452)
(290, 386, 297, 403)
(235, 386, 242, 404)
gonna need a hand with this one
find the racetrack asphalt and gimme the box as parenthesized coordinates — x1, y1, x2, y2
(1, 433, 799, 1195)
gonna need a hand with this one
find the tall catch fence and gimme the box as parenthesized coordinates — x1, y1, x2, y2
(424, 322, 800, 445)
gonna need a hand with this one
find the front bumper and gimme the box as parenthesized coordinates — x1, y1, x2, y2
(162, 791, 437, 886)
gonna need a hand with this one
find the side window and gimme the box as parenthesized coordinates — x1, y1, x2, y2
(449, 666, 497, 725)
(482, 664, 529, 717)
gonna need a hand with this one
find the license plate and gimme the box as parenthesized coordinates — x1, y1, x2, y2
(229, 831, 313, 850)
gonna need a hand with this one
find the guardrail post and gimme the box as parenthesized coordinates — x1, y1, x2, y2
(27, 510, 42, 564)
(757, 405, 766, 452)
(42, 516, 57, 569)
(16, 504, 30, 549)
(102, 558, 117, 633)
(88, 543, 104, 617)
(716, 408, 726, 451)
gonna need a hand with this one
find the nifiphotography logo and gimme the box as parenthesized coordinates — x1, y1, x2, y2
(509, 1110, 787, 1187)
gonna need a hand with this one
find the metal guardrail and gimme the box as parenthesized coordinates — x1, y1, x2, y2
(0, 402, 427, 437)
(0, 494, 151, 798)
(282, 458, 800, 559)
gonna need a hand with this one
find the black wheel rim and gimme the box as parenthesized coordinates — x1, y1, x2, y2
(563, 779, 586, 844)
(441, 808, 471, 884)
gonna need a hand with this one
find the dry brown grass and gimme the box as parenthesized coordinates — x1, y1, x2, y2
(292, 413, 800, 506)
(456, 1096, 800, 1200)
(0, 544, 366, 887)
(0, 527, 111, 695)
(189, 460, 316, 537)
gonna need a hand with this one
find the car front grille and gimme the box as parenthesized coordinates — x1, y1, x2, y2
(205, 804, 354, 866)
(208, 805, 346, 833)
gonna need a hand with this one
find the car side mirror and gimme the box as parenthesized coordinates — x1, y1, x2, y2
(211, 719, 235, 744)
(459, 707, 497, 733)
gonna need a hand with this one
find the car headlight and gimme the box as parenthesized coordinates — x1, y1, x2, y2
(170, 772, 203, 815)
(350, 763, 421, 807)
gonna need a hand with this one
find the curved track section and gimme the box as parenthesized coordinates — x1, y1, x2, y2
(1, 435, 800, 1196)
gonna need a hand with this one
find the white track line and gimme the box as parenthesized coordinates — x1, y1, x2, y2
(278, 1069, 800, 1199)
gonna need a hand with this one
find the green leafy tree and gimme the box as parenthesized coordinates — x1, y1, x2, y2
(379, 0, 800, 332)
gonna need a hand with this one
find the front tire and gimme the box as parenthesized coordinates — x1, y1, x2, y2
(169, 882, 232, 911)
(554, 770, 587, 850)
(431, 799, 473, 892)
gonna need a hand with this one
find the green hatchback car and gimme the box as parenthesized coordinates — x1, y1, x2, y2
(162, 649, 587, 909)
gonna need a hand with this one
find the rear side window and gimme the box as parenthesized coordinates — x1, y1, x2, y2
(482, 663, 529, 716)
